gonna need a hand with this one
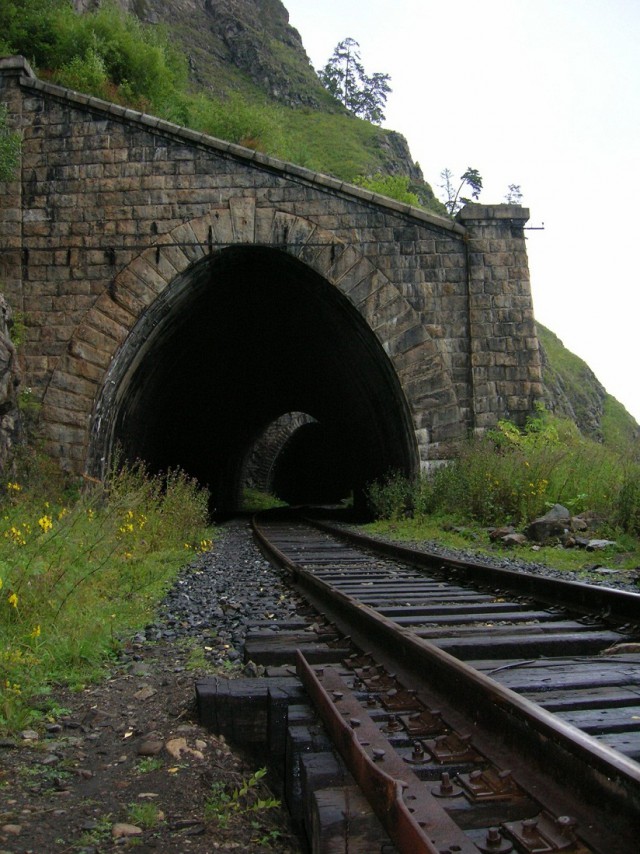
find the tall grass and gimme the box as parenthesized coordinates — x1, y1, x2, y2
(367, 410, 640, 534)
(0, 459, 213, 733)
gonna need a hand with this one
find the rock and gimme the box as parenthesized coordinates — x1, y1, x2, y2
(112, 823, 143, 839)
(489, 526, 516, 541)
(137, 739, 164, 756)
(1, 825, 21, 836)
(526, 504, 571, 542)
(20, 729, 39, 741)
(500, 533, 527, 547)
(586, 539, 617, 551)
(133, 685, 157, 701)
(75, 769, 93, 779)
(165, 737, 204, 761)
(570, 516, 589, 532)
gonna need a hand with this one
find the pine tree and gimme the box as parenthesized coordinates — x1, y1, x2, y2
(318, 38, 391, 124)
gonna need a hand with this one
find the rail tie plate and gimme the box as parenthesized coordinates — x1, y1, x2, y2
(296, 650, 479, 854)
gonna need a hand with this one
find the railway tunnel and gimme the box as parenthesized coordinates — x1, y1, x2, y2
(101, 246, 419, 513)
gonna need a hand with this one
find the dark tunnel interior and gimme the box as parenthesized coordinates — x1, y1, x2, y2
(108, 246, 418, 512)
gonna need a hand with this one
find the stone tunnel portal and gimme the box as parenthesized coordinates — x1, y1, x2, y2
(94, 247, 418, 512)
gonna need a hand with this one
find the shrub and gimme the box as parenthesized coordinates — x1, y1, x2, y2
(367, 410, 629, 528)
(367, 470, 413, 521)
(185, 92, 286, 154)
(354, 173, 420, 206)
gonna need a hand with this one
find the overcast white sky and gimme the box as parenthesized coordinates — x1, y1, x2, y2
(285, 0, 640, 423)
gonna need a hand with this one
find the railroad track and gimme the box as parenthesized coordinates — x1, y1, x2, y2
(198, 514, 640, 853)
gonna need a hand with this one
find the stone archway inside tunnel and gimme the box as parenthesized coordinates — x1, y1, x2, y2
(240, 411, 354, 506)
(88, 244, 420, 513)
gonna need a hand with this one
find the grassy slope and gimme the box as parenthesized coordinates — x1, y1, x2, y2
(140, 0, 446, 210)
(537, 323, 639, 451)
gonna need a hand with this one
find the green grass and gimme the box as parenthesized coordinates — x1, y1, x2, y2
(363, 514, 640, 580)
(127, 800, 163, 829)
(241, 488, 287, 512)
(0, 459, 213, 734)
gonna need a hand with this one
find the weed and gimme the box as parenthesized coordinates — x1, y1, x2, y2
(204, 767, 280, 829)
(135, 757, 163, 774)
(76, 813, 112, 847)
(127, 800, 163, 829)
(181, 641, 208, 672)
(252, 824, 283, 847)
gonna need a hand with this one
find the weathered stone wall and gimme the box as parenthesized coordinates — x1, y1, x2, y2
(457, 204, 542, 430)
(0, 56, 543, 477)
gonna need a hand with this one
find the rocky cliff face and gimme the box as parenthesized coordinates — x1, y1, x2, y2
(536, 324, 638, 443)
(77, 0, 336, 107)
(539, 340, 606, 438)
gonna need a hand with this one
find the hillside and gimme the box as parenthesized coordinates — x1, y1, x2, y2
(537, 323, 639, 449)
(68, 0, 441, 209)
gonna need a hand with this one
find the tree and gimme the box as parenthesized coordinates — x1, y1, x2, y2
(439, 167, 483, 216)
(318, 38, 391, 124)
(504, 184, 523, 204)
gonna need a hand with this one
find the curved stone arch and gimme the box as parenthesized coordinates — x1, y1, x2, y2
(43, 198, 459, 475)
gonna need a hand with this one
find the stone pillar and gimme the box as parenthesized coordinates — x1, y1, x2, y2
(457, 203, 543, 430)
(0, 57, 33, 317)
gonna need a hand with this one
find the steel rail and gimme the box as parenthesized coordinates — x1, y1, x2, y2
(307, 516, 640, 623)
(296, 653, 452, 854)
(251, 516, 640, 823)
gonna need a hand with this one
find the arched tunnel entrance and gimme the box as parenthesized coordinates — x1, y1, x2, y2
(97, 246, 418, 513)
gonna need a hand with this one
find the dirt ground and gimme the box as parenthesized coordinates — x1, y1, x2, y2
(0, 638, 302, 853)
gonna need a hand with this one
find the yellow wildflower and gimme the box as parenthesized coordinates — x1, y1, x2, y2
(38, 514, 53, 533)
(30, 625, 41, 639)
(8, 592, 18, 608)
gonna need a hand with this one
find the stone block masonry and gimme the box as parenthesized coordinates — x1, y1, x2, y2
(0, 56, 543, 480)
